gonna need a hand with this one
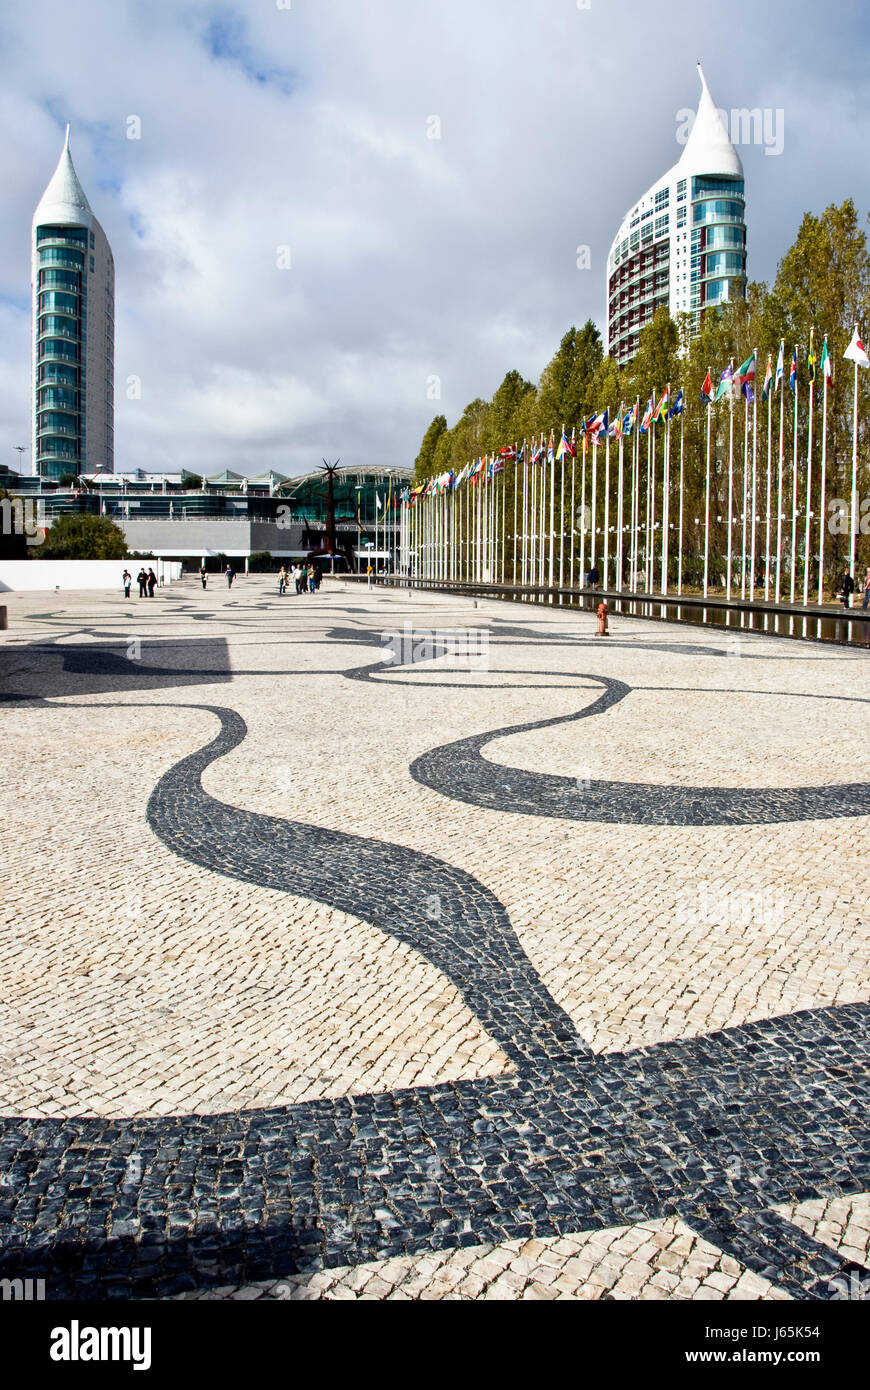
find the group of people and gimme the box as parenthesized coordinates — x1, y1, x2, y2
(839, 568, 870, 610)
(277, 564, 321, 595)
(123, 567, 157, 598)
(197, 565, 235, 589)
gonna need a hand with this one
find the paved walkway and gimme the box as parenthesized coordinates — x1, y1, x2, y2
(1, 575, 869, 1300)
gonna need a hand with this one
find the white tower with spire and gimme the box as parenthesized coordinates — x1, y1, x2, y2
(31, 126, 114, 477)
(606, 66, 746, 366)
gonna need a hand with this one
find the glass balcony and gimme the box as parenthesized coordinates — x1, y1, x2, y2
(39, 268, 80, 291)
(693, 200, 746, 226)
(39, 292, 79, 316)
(39, 247, 85, 269)
(38, 340, 79, 363)
(39, 388, 79, 410)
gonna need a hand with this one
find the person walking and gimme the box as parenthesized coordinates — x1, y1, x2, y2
(137, 567, 148, 598)
(278, 566, 287, 596)
(840, 569, 855, 609)
(147, 568, 157, 597)
(861, 566, 870, 611)
(308, 564, 317, 593)
(225, 564, 235, 589)
(122, 569, 132, 599)
(200, 565, 208, 589)
(314, 566, 322, 591)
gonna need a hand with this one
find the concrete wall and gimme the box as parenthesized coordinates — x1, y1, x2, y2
(0, 559, 182, 592)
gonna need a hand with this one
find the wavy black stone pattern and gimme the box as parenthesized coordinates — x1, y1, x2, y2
(1, 704, 869, 1300)
(410, 672, 870, 826)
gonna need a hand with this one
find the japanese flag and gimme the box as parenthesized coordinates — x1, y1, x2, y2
(844, 327, 870, 369)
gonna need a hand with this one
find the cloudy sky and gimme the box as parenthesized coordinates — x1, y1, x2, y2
(2, 0, 869, 477)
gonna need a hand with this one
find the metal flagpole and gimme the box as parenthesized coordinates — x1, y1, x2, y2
(616, 404, 624, 591)
(775, 346, 785, 604)
(516, 444, 525, 586)
(649, 415, 657, 592)
(790, 355, 799, 604)
(764, 358, 772, 600)
(744, 353, 750, 592)
(645, 418, 652, 592)
(570, 441, 576, 592)
(677, 404, 685, 595)
(548, 433, 556, 598)
(740, 391, 749, 599)
(703, 383, 711, 598)
(850, 344, 859, 584)
(803, 328, 815, 606)
(513, 445, 519, 584)
(818, 342, 829, 605)
(559, 443, 566, 601)
(726, 388, 734, 601)
(540, 443, 547, 588)
(591, 436, 598, 576)
(629, 421, 635, 591)
(660, 386, 670, 594)
(603, 422, 611, 590)
(580, 435, 587, 587)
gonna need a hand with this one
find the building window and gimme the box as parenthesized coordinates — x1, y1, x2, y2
(677, 206, 687, 228)
(655, 214, 669, 236)
(89, 232, 95, 249)
(677, 179, 687, 201)
(89, 255, 95, 272)
(654, 188, 669, 208)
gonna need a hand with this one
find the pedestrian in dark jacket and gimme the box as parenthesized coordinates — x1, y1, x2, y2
(147, 568, 157, 596)
(137, 568, 148, 598)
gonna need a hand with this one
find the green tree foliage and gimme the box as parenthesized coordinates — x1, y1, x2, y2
(0, 489, 30, 559)
(39, 513, 129, 560)
(411, 200, 870, 590)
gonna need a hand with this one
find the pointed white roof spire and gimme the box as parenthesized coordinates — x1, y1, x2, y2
(677, 63, 743, 179)
(32, 126, 95, 229)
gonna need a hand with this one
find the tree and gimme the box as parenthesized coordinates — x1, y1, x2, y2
(413, 415, 447, 484)
(537, 321, 603, 430)
(39, 514, 129, 559)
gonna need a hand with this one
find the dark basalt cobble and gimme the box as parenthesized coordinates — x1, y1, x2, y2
(409, 672, 870, 826)
(1, 637, 868, 1298)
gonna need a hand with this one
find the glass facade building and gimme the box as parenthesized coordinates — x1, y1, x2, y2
(606, 67, 746, 368)
(31, 129, 114, 479)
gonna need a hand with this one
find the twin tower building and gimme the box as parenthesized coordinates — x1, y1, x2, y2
(29, 70, 745, 479)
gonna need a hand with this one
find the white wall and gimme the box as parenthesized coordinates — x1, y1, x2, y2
(0, 559, 182, 592)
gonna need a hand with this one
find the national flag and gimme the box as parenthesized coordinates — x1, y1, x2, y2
(654, 389, 669, 423)
(640, 394, 655, 433)
(775, 340, 784, 390)
(699, 369, 713, 404)
(492, 456, 505, 475)
(807, 337, 816, 384)
(516, 443, 526, 464)
(820, 336, 832, 381)
(714, 363, 733, 402)
(400, 486, 411, 504)
(531, 436, 544, 464)
(734, 352, 756, 399)
(621, 408, 633, 435)
(376, 493, 383, 511)
(789, 347, 798, 392)
(844, 327, 870, 368)
(761, 356, 773, 401)
(668, 389, 685, 418)
(556, 427, 575, 459)
(599, 408, 611, 437)
(499, 446, 516, 459)
(547, 430, 555, 465)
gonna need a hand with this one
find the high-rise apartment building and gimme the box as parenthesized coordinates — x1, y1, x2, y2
(31, 127, 114, 477)
(606, 66, 746, 367)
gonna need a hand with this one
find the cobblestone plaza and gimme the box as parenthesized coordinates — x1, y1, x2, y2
(1, 577, 870, 1301)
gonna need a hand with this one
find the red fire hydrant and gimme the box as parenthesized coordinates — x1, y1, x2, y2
(596, 600, 609, 636)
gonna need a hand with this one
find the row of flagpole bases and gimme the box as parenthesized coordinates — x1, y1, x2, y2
(405, 328, 870, 604)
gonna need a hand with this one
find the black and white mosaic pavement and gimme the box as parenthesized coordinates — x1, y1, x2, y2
(1, 616, 869, 1299)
